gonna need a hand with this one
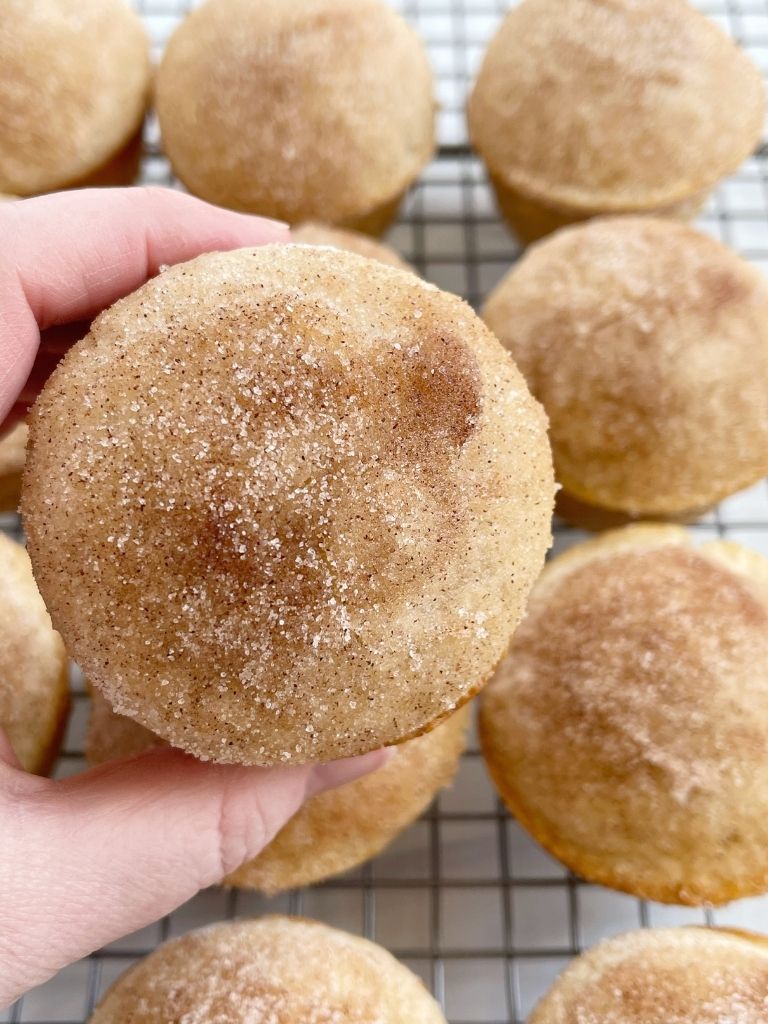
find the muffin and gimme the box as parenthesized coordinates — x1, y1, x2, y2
(292, 223, 414, 273)
(88, 916, 446, 1024)
(156, 0, 435, 234)
(0, 177, 26, 508)
(530, 928, 768, 1023)
(468, 0, 765, 244)
(23, 245, 554, 765)
(0, 0, 150, 196)
(0, 423, 27, 514)
(87, 690, 469, 893)
(0, 533, 69, 774)
(483, 217, 768, 524)
(480, 524, 768, 905)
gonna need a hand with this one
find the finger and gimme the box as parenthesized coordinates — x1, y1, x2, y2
(0, 745, 387, 1005)
(0, 187, 289, 427)
(308, 748, 395, 797)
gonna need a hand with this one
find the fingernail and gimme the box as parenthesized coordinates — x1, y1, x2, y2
(308, 747, 389, 797)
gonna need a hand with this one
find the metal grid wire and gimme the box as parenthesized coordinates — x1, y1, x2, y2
(5, 0, 768, 1021)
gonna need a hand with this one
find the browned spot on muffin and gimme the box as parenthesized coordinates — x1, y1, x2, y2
(399, 331, 482, 452)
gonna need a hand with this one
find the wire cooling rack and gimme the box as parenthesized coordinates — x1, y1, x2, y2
(4, 1, 768, 1021)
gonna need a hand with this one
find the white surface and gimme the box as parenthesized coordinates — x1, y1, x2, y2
(4, 1, 768, 1022)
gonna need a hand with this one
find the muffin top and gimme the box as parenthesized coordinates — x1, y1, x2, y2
(483, 217, 768, 516)
(469, 0, 764, 211)
(292, 223, 414, 273)
(481, 525, 768, 905)
(530, 927, 768, 1024)
(24, 245, 553, 765)
(0, 533, 68, 774)
(156, 0, 435, 223)
(89, 916, 446, 1024)
(0, 0, 150, 195)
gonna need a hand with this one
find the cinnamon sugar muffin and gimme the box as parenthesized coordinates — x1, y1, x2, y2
(0, 533, 69, 774)
(156, 0, 435, 234)
(0, 0, 150, 196)
(481, 525, 768, 906)
(0, 423, 27, 514)
(483, 217, 768, 523)
(88, 917, 446, 1024)
(468, 0, 765, 243)
(87, 691, 469, 893)
(292, 223, 414, 273)
(24, 245, 553, 765)
(530, 928, 768, 1023)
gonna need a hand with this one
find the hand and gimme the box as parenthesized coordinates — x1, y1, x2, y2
(1, 186, 283, 430)
(0, 188, 387, 1008)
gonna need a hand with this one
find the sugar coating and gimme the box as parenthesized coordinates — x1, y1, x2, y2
(0, 0, 150, 195)
(481, 525, 768, 906)
(24, 245, 553, 765)
(483, 217, 768, 517)
(155, 0, 435, 225)
(88, 916, 446, 1024)
(0, 534, 69, 774)
(530, 928, 768, 1024)
(469, 0, 765, 211)
(86, 691, 469, 893)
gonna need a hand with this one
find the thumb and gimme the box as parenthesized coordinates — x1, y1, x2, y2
(0, 744, 387, 1007)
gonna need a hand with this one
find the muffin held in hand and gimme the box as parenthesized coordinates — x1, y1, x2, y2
(0, 533, 69, 774)
(0, 423, 27, 514)
(481, 524, 768, 906)
(468, 0, 764, 243)
(0, 0, 150, 196)
(87, 690, 469, 893)
(88, 917, 447, 1024)
(23, 245, 553, 766)
(156, 0, 435, 234)
(530, 928, 768, 1024)
(483, 217, 768, 525)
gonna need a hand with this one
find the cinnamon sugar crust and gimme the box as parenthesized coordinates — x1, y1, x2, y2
(0, 0, 150, 196)
(88, 916, 447, 1024)
(156, 0, 435, 230)
(481, 525, 768, 905)
(483, 218, 768, 518)
(469, 0, 764, 216)
(24, 245, 553, 765)
(530, 927, 768, 1024)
